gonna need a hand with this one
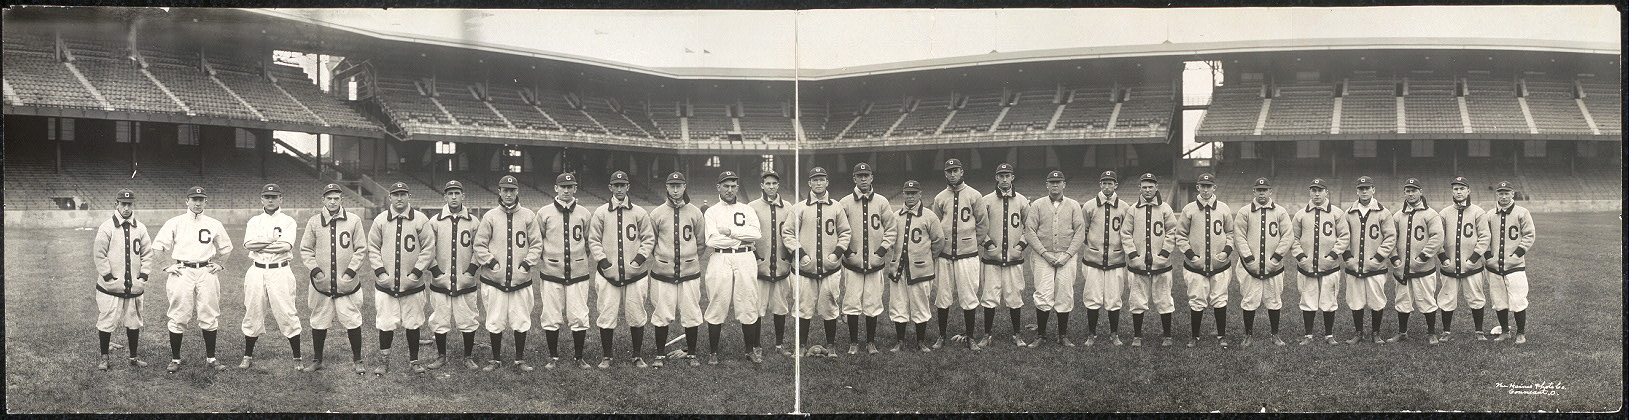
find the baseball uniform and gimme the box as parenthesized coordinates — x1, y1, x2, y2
(241, 194, 303, 366)
(1234, 191, 1294, 342)
(588, 193, 655, 362)
(1080, 189, 1129, 340)
(1023, 183, 1084, 343)
(473, 193, 544, 368)
(1173, 188, 1236, 342)
(977, 183, 1029, 344)
(369, 206, 436, 368)
(1387, 194, 1445, 341)
(425, 203, 481, 364)
(703, 175, 763, 359)
(537, 194, 595, 363)
(1483, 185, 1535, 340)
(932, 175, 982, 338)
(886, 198, 943, 347)
(1290, 197, 1349, 342)
(648, 188, 707, 361)
(298, 203, 369, 368)
(1342, 196, 1396, 341)
(152, 188, 233, 369)
(784, 189, 851, 351)
(92, 201, 154, 366)
(1437, 189, 1489, 338)
(839, 182, 898, 350)
(1123, 192, 1177, 343)
(749, 190, 793, 350)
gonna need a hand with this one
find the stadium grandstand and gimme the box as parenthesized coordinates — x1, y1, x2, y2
(3, 7, 1619, 221)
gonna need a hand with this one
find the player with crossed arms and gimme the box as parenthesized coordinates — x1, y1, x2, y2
(702, 170, 765, 364)
(238, 184, 304, 371)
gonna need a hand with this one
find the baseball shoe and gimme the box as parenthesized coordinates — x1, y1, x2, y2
(598, 357, 611, 369)
(1187, 337, 1199, 348)
(207, 358, 229, 371)
(238, 356, 254, 370)
(576, 358, 592, 369)
(825, 345, 839, 358)
(1325, 335, 1338, 345)
(1111, 335, 1124, 346)
(866, 343, 879, 355)
(1297, 335, 1314, 346)
(931, 338, 944, 349)
(1130, 337, 1143, 347)
(1493, 332, 1511, 342)
(1271, 335, 1287, 346)
(1475, 332, 1488, 341)
(128, 357, 148, 368)
(516, 360, 535, 372)
(166, 360, 181, 373)
(482, 360, 502, 372)
(848, 344, 859, 355)
(1084, 336, 1097, 346)
(1061, 336, 1076, 347)
(1027, 337, 1042, 348)
(1372, 334, 1385, 344)
(777, 344, 792, 357)
(968, 338, 982, 351)
(373, 353, 389, 376)
(1427, 334, 1440, 345)
(425, 356, 446, 370)
(651, 356, 666, 368)
(411, 360, 427, 374)
(633, 357, 649, 368)
(977, 335, 992, 348)
(1514, 333, 1527, 344)
(1344, 333, 1362, 345)
(1217, 336, 1229, 348)
(463, 358, 479, 370)
(706, 354, 718, 366)
(918, 343, 932, 353)
(292, 357, 305, 372)
(1161, 337, 1174, 347)
(686, 354, 701, 366)
(354, 360, 369, 374)
(544, 357, 559, 369)
(888, 342, 902, 353)
(1385, 333, 1408, 343)
(1440, 331, 1453, 342)
(97, 355, 111, 371)
(750, 348, 764, 364)
(1013, 335, 1027, 348)
(1239, 337, 1252, 348)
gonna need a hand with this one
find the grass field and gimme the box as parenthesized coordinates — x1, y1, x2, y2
(6, 211, 1622, 413)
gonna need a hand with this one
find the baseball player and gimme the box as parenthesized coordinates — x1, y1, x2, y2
(536, 172, 595, 369)
(749, 170, 794, 356)
(1233, 177, 1294, 347)
(1436, 176, 1490, 341)
(1080, 170, 1129, 346)
(648, 171, 707, 367)
(703, 170, 764, 364)
(1173, 173, 1236, 348)
(589, 171, 656, 368)
(1341, 176, 1395, 345)
(473, 175, 544, 372)
(238, 183, 304, 371)
(92, 189, 154, 370)
(424, 181, 482, 370)
(784, 166, 851, 358)
(838, 162, 897, 355)
(298, 183, 370, 373)
(932, 158, 982, 349)
(1483, 181, 1534, 344)
(153, 186, 234, 373)
(1289, 179, 1349, 345)
(1022, 170, 1084, 347)
(975, 162, 1029, 349)
(1385, 178, 1445, 344)
(886, 180, 944, 352)
(368, 182, 437, 374)
(1122, 173, 1178, 347)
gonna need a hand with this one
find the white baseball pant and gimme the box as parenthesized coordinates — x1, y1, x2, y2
(841, 269, 886, 317)
(705, 252, 761, 325)
(539, 281, 591, 332)
(757, 278, 791, 318)
(795, 275, 842, 320)
(1393, 274, 1440, 313)
(96, 292, 144, 332)
(1128, 271, 1175, 315)
(374, 290, 427, 331)
(308, 291, 365, 330)
(1454, 272, 1487, 311)
(1081, 266, 1126, 311)
(1297, 272, 1341, 312)
(428, 291, 481, 334)
(1486, 271, 1529, 312)
(1184, 269, 1232, 311)
(1344, 273, 1387, 311)
(594, 275, 650, 329)
(481, 284, 534, 333)
(166, 266, 221, 334)
(937, 257, 979, 310)
(242, 266, 302, 338)
(1238, 272, 1284, 311)
(887, 279, 933, 324)
(649, 280, 704, 328)
(1434, 273, 1461, 312)
(1032, 259, 1079, 313)
(981, 264, 1025, 309)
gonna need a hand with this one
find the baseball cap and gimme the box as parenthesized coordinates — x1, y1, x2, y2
(323, 183, 344, 195)
(609, 171, 631, 185)
(188, 186, 207, 198)
(853, 162, 873, 176)
(943, 158, 963, 171)
(761, 169, 779, 180)
(261, 184, 282, 197)
(902, 180, 922, 193)
(1046, 170, 1066, 182)
(666, 171, 688, 185)
(389, 182, 410, 194)
(443, 180, 464, 193)
(1451, 176, 1469, 187)
(1100, 170, 1118, 182)
(556, 173, 578, 187)
(1140, 173, 1158, 183)
(116, 189, 136, 203)
(1355, 176, 1374, 188)
(1196, 173, 1216, 186)
(1403, 178, 1422, 189)
(1308, 178, 1327, 190)
(1495, 181, 1514, 192)
(995, 163, 1014, 174)
(808, 167, 829, 179)
(718, 170, 740, 184)
(1253, 178, 1272, 189)
(498, 175, 519, 189)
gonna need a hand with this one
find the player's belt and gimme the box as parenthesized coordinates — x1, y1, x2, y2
(182, 261, 211, 268)
(254, 261, 289, 269)
(714, 247, 752, 253)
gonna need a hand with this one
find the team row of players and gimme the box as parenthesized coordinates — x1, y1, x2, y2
(89, 160, 1537, 374)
